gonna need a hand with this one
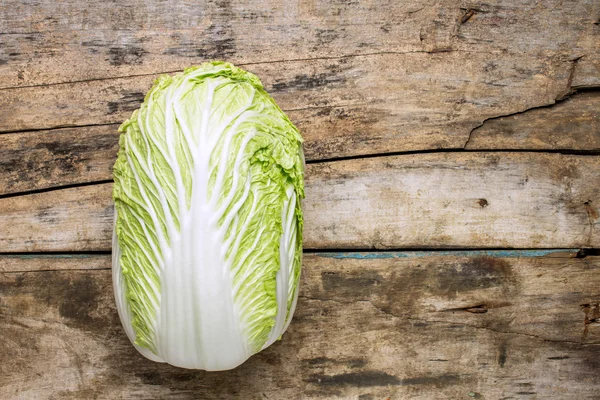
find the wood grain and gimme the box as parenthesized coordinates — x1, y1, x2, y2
(573, 56, 600, 89)
(306, 153, 600, 249)
(465, 92, 600, 151)
(1, 0, 599, 396)
(3, 92, 599, 197)
(0, 52, 574, 143)
(0, 184, 113, 252)
(0, 124, 119, 195)
(0, 0, 597, 88)
(0, 50, 591, 177)
(1, 153, 598, 252)
(0, 254, 110, 273)
(1, 252, 598, 399)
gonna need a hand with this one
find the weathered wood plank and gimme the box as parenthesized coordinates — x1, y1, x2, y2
(0, 184, 113, 252)
(465, 92, 600, 151)
(0, 124, 119, 195)
(0, 52, 573, 134)
(0, 53, 577, 164)
(3, 92, 599, 196)
(1, 153, 598, 252)
(0, 0, 596, 88)
(0, 254, 110, 273)
(0, 252, 598, 399)
(306, 153, 600, 250)
(305, 250, 597, 344)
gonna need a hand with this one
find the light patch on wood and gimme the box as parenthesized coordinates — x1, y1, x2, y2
(1, 153, 599, 252)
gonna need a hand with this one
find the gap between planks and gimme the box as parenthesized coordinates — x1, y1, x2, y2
(3, 147, 600, 201)
(0, 249, 584, 274)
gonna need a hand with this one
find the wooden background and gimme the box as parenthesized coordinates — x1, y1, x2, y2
(1, 1, 599, 399)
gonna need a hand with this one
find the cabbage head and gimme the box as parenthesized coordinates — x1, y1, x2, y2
(112, 62, 304, 371)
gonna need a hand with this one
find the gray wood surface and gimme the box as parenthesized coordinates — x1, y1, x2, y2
(1, 0, 597, 88)
(2, 153, 599, 252)
(1, 0, 599, 398)
(1, 91, 599, 197)
(466, 92, 600, 151)
(1, 252, 598, 399)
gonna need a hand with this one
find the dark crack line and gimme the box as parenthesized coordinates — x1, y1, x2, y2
(0, 251, 112, 256)
(2, 148, 600, 200)
(0, 122, 119, 135)
(464, 105, 560, 150)
(309, 148, 600, 166)
(4, 247, 598, 274)
(299, 297, 600, 346)
(0, 49, 499, 91)
(304, 247, 582, 255)
(463, 84, 598, 150)
(0, 179, 114, 200)
(0, 103, 368, 136)
(463, 127, 475, 149)
(283, 101, 371, 113)
(380, 301, 600, 346)
(406, 316, 599, 347)
(1, 268, 111, 274)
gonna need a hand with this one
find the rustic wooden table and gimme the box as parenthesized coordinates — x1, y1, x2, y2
(1, 1, 599, 399)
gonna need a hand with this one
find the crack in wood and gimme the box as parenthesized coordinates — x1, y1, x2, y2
(464, 86, 599, 149)
(0, 49, 499, 92)
(298, 296, 600, 346)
